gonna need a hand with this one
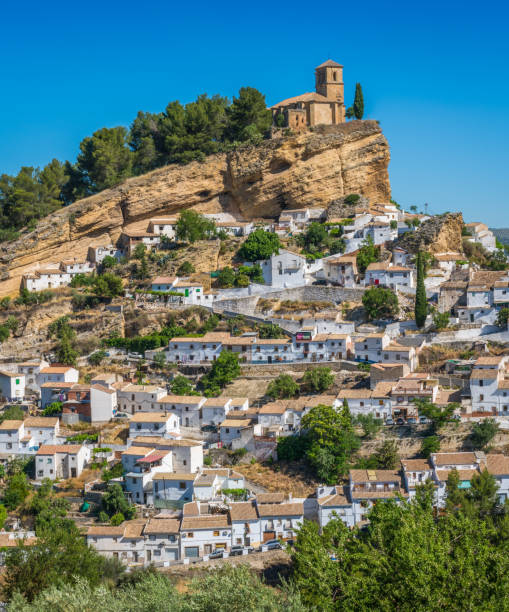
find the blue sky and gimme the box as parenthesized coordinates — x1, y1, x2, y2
(1, 0, 508, 225)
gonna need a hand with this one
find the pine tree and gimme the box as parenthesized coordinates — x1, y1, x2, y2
(353, 83, 364, 120)
(415, 251, 427, 328)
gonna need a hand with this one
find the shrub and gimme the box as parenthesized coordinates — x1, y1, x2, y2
(110, 512, 125, 526)
(266, 374, 299, 399)
(98, 511, 109, 523)
(89, 350, 107, 365)
(421, 435, 440, 458)
(362, 286, 399, 320)
(177, 261, 195, 275)
(302, 367, 334, 393)
(237, 228, 280, 262)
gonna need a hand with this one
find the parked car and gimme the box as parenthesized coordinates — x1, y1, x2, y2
(419, 416, 428, 424)
(396, 417, 406, 425)
(208, 549, 225, 559)
(407, 417, 417, 425)
(385, 417, 394, 426)
(263, 539, 282, 550)
(114, 412, 129, 419)
(128, 352, 143, 359)
(230, 545, 254, 556)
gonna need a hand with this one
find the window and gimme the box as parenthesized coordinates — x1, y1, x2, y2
(179, 482, 186, 490)
(479, 380, 484, 387)
(213, 530, 220, 536)
(480, 394, 484, 401)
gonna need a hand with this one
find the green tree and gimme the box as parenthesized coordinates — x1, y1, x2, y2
(0, 405, 24, 422)
(176, 210, 216, 242)
(101, 255, 117, 269)
(421, 434, 440, 457)
(89, 350, 107, 365)
(302, 366, 335, 393)
(415, 398, 457, 432)
(497, 307, 509, 328)
(110, 512, 125, 526)
(362, 286, 399, 320)
(301, 403, 360, 483)
(2, 522, 106, 602)
(177, 260, 195, 275)
(354, 414, 382, 439)
(56, 335, 78, 366)
(42, 401, 63, 416)
(470, 418, 499, 450)
(75, 127, 133, 194)
(237, 228, 281, 262)
(201, 351, 240, 396)
(257, 323, 285, 339)
(375, 440, 399, 469)
(356, 235, 379, 273)
(0, 504, 7, 530)
(133, 243, 146, 260)
(3, 472, 31, 510)
(415, 251, 428, 328)
(152, 351, 166, 369)
(170, 375, 197, 395)
(267, 374, 299, 399)
(226, 87, 272, 142)
(353, 82, 364, 119)
(433, 310, 449, 330)
(92, 273, 123, 298)
(102, 483, 136, 519)
(217, 266, 236, 288)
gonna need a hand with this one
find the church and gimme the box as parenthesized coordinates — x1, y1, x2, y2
(271, 60, 345, 131)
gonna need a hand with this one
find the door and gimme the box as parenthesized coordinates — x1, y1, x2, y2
(71, 468, 77, 478)
(268, 356, 272, 364)
(263, 531, 276, 542)
(185, 417, 189, 427)
(147, 550, 151, 562)
(204, 544, 212, 554)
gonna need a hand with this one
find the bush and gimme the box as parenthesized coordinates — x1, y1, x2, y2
(176, 210, 216, 242)
(421, 435, 440, 458)
(344, 193, 360, 205)
(237, 228, 280, 262)
(110, 512, 125, 526)
(203, 456, 212, 466)
(362, 286, 399, 320)
(177, 261, 195, 275)
(266, 374, 299, 399)
(98, 511, 109, 523)
(302, 367, 334, 393)
(433, 311, 449, 330)
(89, 350, 107, 365)
(470, 419, 499, 450)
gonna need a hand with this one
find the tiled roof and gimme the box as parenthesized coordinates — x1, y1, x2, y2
(229, 501, 259, 521)
(317, 486, 349, 507)
(257, 502, 304, 517)
(435, 469, 478, 482)
(470, 369, 499, 379)
(316, 59, 343, 68)
(158, 395, 205, 404)
(40, 366, 75, 374)
(0, 420, 23, 430)
(432, 452, 477, 466)
(24, 417, 58, 427)
(220, 419, 251, 428)
(152, 472, 196, 481)
(486, 454, 509, 476)
(259, 402, 288, 415)
(401, 459, 432, 471)
(271, 92, 330, 109)
(349, 469, 400, 483)
(130, 413, 173, 423)
(36, 444, 83, 455)
(143, 519, 180, 534)
(152, 276, 177, 285)
(256, 492, 285, 504)
(181, 515, 230, 530)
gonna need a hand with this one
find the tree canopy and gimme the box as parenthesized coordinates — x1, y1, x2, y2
(362, 286, 399, 320)
(237, 228, 281, 261)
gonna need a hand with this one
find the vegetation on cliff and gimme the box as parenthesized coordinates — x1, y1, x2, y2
(0, 88, 272, 238)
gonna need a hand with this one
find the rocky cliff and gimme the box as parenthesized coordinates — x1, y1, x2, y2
(396, 213, 464, 254)
(0, 120, 390, 296)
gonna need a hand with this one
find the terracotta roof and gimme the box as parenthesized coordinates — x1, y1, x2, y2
(317, 486, 349, 507)
(401, 459, 432, 471)
(312, 334, 349, 342)
(229, 501, 259, 521)
(351, 490, 406, 500)
(486, 454, 509, 476)
(470, 369, 499, 379)
(435, 469, 478, 482)
(182, 501, 200, 516)
(158, 395, 205, 404)
(144, 519, 180, 534)
(0, 370, 22, 378)
(87, 525, 125, 536)
(40, 366, 75, 374)
(220, 419, 251, 428)
(37, 444, 83, 455)
(181, 515, 230, 530)
(0, 533, 36, 547)
(432, 452, 477, 466)
(253, 338, 289, 345)
(130, 413, 173, 423)
(173, 281, 203, 288)
(152, 276, 177, 285)
(337, 389, 371, 399)
(152, 472, 196, 481)
(40, 382, 74, 389)
(0, 420, 23, 430)
(122, 446, 155, 456)
(434, 253, 464, 261)
(256, 492, 285, 504)
(271, 91, 330, 108)
(24, 417, 58, 427)
(371, 382, 394, 398)
(475, 356, 504, 365)
(91, 384, 116, 395)
(316, 59, 343, 68)
(204, 398, 231, 407)
(257, 502, 304, 517)
(259, 402, 288, 415)
(123, 521, 146, 539)
(349, 469, 400, 483)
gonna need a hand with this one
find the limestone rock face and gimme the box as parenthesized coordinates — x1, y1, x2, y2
(396, 213, 464, 254)
(0, 120, 390, 296)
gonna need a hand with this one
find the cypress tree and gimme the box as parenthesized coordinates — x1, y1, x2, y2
(353, 83, 364, 120)
(415, 251, 427, 328)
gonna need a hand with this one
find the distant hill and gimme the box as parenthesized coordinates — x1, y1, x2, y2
(490, 228, 509, 245)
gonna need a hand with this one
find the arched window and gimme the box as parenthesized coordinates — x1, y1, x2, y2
(333, 71, 338, 81)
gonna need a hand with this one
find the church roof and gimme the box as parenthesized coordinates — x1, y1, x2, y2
(271, 91, 331, 109)
(316, 59, 343, 68)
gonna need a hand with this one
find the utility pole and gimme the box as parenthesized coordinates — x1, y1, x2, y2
(425, 202, 429, 216)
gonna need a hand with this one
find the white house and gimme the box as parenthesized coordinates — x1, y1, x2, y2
(90, 385, 117, 422)
(381, 343, 418, 371)
(147, 217, 178, 239)
(316, 485, 355, 529)
(86, 522, 146, 566)
(256, 249, 307, 288)
(129, 437, 204, 473)
(354, 333, 390, 363)
(180, 514, 232, 558)
(229, 501, 261, 547)
(202, 397, 232, 426)
(0, 371, 25, 400)
(23, 417, 60, 447)
(465, 223, 497, 253)
(87, 245, 124, 265)
(143, 518, 180, 564)
(219, 419, 254, 446)
(152, 473, 196, 507)
(35, 444, 90, 480)
(348, 469, 406, 524)
(39, 366, 79, 385)
(117, 384, 167, 414)
(156, 395, 206, 429)
(257, 502, 304, 542)
(151, 276, 178, 292)
(40, 382, 74, 409)
(129, 412, 180, 438)
(365, 262, 414, 290)
(122, 446, 173, 505)
(17, 360, 48, 393)
(322, 255, 358, 287)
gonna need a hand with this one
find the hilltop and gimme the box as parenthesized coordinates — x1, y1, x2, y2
(0, 121, 390, 296)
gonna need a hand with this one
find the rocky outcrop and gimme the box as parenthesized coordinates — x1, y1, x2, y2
(396, 213, 464, 255)
(0, 120, 390, 296)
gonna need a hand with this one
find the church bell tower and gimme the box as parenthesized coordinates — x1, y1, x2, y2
(315, 59, 344, 103)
